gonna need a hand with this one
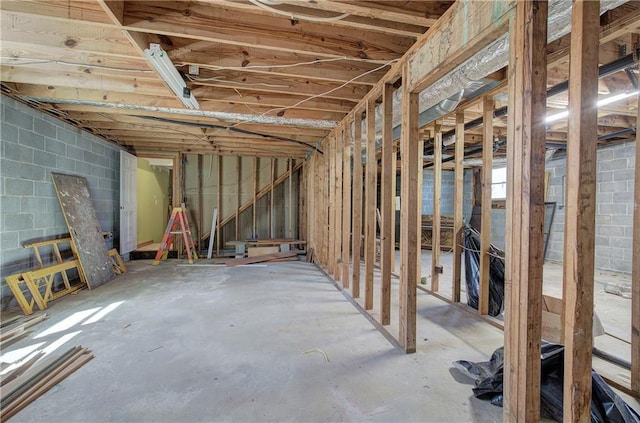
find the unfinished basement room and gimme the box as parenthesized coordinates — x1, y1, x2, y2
(0, 0, 639, 421)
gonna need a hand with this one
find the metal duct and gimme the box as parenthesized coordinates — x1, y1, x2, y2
(22, 97, 338, 129)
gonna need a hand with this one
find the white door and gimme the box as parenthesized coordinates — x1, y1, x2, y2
(120, 151, 137, 255)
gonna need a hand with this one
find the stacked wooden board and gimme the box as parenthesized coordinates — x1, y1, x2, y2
(225, 251, 299, 267)
(0, 314, 48, 349)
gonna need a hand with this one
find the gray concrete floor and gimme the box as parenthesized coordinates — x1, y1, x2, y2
(4, 259, 511, 423)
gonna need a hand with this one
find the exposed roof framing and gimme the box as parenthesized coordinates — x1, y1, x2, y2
(0, 0, 637, 158)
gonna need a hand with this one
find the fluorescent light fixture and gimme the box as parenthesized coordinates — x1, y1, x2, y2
(144, 44, 200, 110)
(546, 90, 638, 123)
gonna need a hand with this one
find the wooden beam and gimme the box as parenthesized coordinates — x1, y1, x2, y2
(236, 157, 241, 240)
(380, 83, 393, 326)
(562, 1, 600, 421)
(288, 158, 294, 239)
(432, 123, 442, 293)
(503, 2, 547, 421)
(399, 67, 418, 354)
(217, 155, 222, 254)
(335, 132, 344, 282)
(198, 154, 203, 251)
(390, 144, 397, 272)
(452, 111, 465, 303)
(342, 125, 352, 289)
(479, 97, 494, 316)
(408, 1, 515, 92)
(270, 158, 275, 238)
(352, 112, 363, 298)
(364, 100, 377, 310)
(252, 157, 258, 237)
(633, 91, 640, 396)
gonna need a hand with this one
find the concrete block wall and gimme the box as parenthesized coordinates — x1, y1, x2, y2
(546, 141, 636, 273)
(1, 95, 122, 309)
(422, 168, 473, 217)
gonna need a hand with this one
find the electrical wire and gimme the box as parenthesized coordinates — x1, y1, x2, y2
(181, 56, 392, 72)
(0, 57, 154, 73)
(248, 0, 350, 22)
(185, 74, 290, 89)
(229, 58, 398, 128)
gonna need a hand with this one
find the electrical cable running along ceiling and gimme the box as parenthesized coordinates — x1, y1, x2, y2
(0, 0, 638, 158)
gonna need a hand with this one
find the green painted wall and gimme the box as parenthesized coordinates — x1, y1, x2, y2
(137, 159, 170, 243)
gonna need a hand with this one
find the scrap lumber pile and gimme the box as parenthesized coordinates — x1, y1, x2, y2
(0, 314, 48, 349)
(226, 251, 298, 267)
(0, 346, 94, 420)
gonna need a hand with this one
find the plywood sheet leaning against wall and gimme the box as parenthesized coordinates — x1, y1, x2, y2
(51, 173, 115, 289)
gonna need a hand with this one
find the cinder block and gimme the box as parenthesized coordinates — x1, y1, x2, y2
(597, 149, 614, 161)
(75, 161, 93, 175)
(91, 142, 105, 156)
(596, 171, 613, 182)
(612, 191, 634, 204)
(0, 196, 20, 213)
(613, 144, 635, 159)
(597, 192, 612, 204)
(5, 178, 33, 196)
(1, 122, 19, 143)
(17, 228, 45, 245)
(46, 197, 60, 212)
(45, 138, 66, 155)
(34, 150, 56, 167)
(608, 247, 625, 259)
(34, 118, 56, 137)
(3, 213, 33, 230)
(595, 215, 611, 225)
(21, 196, 47, 213)
(4, 142, 33, 163)
(18, 163, 46, 181)
(34, 181, 55, 197)
(56, 156, 76, 172)
(595, 235, 610, 247)
(609, 236, 632, 250)
(0, 231, 20, 251)
(594, 255, 610, 270)
(609, 259, 631, 274)
(598, 158, 628, 172)
(66, 145, 84, 161)
(596, 225, 625, 237)
(598, 181, 626, 193)
(57, 128, 76, 145)
(597, 203, 623, 215)
(3, 106, 33, 130)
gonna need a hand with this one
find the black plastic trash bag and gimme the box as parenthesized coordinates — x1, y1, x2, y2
(453, 344, 640, 422)
(462, 224, 505, 316)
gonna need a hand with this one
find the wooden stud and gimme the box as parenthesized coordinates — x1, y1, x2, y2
(432, 123, 442, 292)
(562, 2, 599, 420)
(503, 2, 548, 421)
(452, 111, 465, 302)
(352, 111, 363, 298)
(217, 155, 222, 254)
(288, 158, 294, 239)
(364, 100, 377, 310)
(399, 66, 418, 354)
(328, 136, 336, 276)
(252, 157, 258, 238)
(342, 124, 352, 289)
(391, 144, 398, 271)
(632, 91, 640, 395)
(236, 156, 241, 240)
(479, 97, 494, 316)
(335, 131, 344, 282)
(380, 84, 393, 325)
(270, 158, 275, 238)
(472, 168, 482, 208)
(197, 154, 203, 251)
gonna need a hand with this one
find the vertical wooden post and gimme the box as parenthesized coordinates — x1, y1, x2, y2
(270, 158, 275, 238)
(197, 154, 203, 251)
(479, 97, 494, 315)
(452, 111, 465, 302)
(252, 157, 258, 237)
(380, 83, 394, 325)
(432, 123, 442, 292)
(217, 155, 222, 254)
(342, 125, 352, 288)
(391, 144, 397, 272)
(236, 156, 241, 240)
(319, 152, 328, 266)
(562, 2, 599, 421)
(364, 100, 377, 310)
(328, 136, 336, 276)
(288, 158, 293, 238)
(399, 67, 418, 354)
(503, 2, 548, 421)
(632, 92, 640, 395)
(352, 112, 363, 298)
(335, 131, 344, 282)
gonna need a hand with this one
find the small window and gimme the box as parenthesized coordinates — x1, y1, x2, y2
(492, 167, 507, 199)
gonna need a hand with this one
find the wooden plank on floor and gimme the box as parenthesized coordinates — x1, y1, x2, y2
(503, 2, 547, 421)
(342, 124, 352, 289)
(380, 83, 393, 325)
(432, 123, 442, 292)
(226, 251, 297, 267)
(633, 91, 640, 395)
(452, 111, 465, 302)
(364, 99, 377, 310)
(562, 1, 599, 421)
(479, 97, 494, 315)
(399, 66, 418, 354)
(352, 111, 363, 298)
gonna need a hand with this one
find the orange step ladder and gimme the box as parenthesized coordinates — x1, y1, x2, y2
(153, 207, 198, 265)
